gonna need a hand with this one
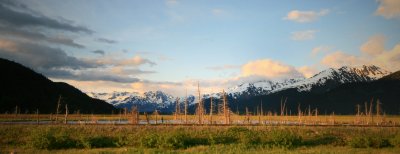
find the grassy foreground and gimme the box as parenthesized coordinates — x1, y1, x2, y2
(2, 114, 400, 124)
(1, 125, 400, 153)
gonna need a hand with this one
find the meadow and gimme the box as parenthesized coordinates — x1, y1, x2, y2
(1, 113, 400, 126)
(1, 113, 400, 153)
(1, 121, 400, 153)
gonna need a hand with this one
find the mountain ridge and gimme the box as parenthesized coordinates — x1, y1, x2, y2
(88, 65, 396, 114)
(87, 90, 197, 113)
(0, 58, 116, 114)
(226, 65, 391, 96)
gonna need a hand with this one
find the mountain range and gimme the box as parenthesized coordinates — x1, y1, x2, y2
(1, 56, 398, 115)
(88, 65, 400, 114)
(87, 91, 196, 113)
(226, 65, 390, 96)
(0, 58, 116, 114)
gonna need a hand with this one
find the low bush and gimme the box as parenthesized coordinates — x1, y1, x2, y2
(208, 132, 236, 145)
(140, 133, 160, 148)
(390, 133, 400, 147)
(83, 136, 117, 148)
(304, 134, 346, 146)
(141, 131, 197, 149)
(30, 128, 118, 149)
(30, 129, 54, 149)
(225, 127, 261, 145)
(30, 128, 77, 149)
(160, 132, 191, 149)
(349, 135, 390, 148)
(115, 134, 134, 147)
(267, 130, 302, 149)
(238, 130, 261, 145)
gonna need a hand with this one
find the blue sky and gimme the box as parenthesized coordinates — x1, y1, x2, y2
(0, 0, 400, 95)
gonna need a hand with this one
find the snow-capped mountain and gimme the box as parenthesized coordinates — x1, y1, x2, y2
(275, 65, 391, 93)
(87, 91, 196, 112)
(226, 78, 304, 97)
(87, 65, 391, 112)
(345, 65, 390, 79)
(87, 91, 140, 106)
(221, 65, 391, 96)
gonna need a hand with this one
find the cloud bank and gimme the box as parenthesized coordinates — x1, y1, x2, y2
(284, 9, 329, 23)
(241, 59, 304, 79)
(375, 0, 400, 19)
(321, 35, 400, 71)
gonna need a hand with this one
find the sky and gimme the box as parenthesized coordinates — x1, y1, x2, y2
(0, 0, 400, 96)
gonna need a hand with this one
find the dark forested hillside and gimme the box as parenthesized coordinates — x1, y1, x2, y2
(0, 58, 115, 114)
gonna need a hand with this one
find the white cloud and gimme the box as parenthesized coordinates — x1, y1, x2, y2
(372, 44, 400, 71)
(321, 35, 400, 71)
(63, 58, 325, 96)
(291, 30, 317, 41)
(241, 59, 304, 79)
(284, 9, 329, 23)
(321, 51, 367, 68)
(119, 56, 156, 66)
(130, 81, 183, 96)
(375, 0, 400, 19)
(91, 55, 156, 67)
(53, 79, 135, 93)
(311, 46, 331, 57)
(110, 67, 156, 76)
(360, 35, 386, 56)
(297, 66, 319, 78)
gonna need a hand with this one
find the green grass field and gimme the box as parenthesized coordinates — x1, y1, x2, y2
(1, 114, 400, 125)
(1, 124, 400, 153)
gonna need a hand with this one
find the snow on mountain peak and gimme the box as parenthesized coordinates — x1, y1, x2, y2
(87, 65, 392, 111)
(275, 65, 391, 92)
(342, 65, 391, 79)
(87, 90, 197, 112)
(225, 65, 391, 95)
